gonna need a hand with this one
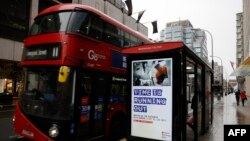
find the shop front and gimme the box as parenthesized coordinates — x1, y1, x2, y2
(0, 60, 23, 103)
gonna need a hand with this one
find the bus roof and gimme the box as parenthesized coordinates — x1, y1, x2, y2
(37, 3, 152, 44)
(122, 42, 185, 54)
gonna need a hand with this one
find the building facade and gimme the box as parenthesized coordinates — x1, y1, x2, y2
(242, 0, 250, 94)
(236, 0, 250, 94)
(213, 62, 223, 87)
(0, 0, 148, 96)
(236, 13, 244, 66)
(159, 20, 208, 63)
(236, 12, 245, 90)
(0, 0, 31, 96)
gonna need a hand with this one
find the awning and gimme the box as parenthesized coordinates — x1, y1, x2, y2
(230, 56, 250, 76)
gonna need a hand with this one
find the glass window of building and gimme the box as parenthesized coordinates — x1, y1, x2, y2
(185, 33, 193, 39)
(165, 33, 172, 38)
(174, 26, 183, 32)
(173, 32, 183, 37)
(194, 47, 201, 53)
(185, 39, 193, 44)
(184, 27, 192, 33)
(174, 37, 183, 41)
(165, 28, 172, 33)
(0, 0, 30, 41)
(39, 0, 72, 12)
(160, 31, 165, 37)
(195, 31, 205, 37)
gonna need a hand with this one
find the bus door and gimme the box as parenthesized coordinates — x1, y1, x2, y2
(76, 71, 108, 139)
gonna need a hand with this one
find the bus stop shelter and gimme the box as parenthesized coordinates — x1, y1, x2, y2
(122, 42, 213, 141)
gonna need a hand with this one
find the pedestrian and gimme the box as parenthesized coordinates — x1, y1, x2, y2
(235, 89, 240, 106)
(240, 90, 247, 106)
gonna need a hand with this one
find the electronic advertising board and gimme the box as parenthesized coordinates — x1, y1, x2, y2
(131, 58, 173, 141)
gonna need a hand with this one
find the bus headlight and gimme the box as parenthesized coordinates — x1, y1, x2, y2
(48, 124, 59, 138)
(13, 115, 15, 122)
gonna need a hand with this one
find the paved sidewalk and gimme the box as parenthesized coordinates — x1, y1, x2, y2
(121, 94, 250, 141)
(236, 94, 250, 124)
(199, 93, 250, 141)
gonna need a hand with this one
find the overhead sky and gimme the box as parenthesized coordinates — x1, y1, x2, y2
(131, 0, 242, 80)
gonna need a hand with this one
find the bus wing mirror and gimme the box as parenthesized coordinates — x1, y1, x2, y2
(58, 66, 70, 83)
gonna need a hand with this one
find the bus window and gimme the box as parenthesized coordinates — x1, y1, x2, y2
(68, 11, 147, 48)
(104, 23, 122, 47)
(89, 16, 103, 40)
(29, 12, 71, 36)
(123, 33, 140, 47)
(21, 67, 74, 120)
(70, 11, 91, 35)
(124, 32, 131, 47)
(130, 35, 138, 46)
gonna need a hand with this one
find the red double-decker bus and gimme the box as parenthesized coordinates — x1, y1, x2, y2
(13, 3, 152, 141)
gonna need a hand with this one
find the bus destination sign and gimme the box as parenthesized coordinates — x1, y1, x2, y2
(23, 45, 60, 60)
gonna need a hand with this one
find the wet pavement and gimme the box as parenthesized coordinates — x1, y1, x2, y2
(120, 93, 250, 141)
(198, 93, 250, 141)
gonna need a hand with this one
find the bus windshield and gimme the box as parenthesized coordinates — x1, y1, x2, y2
(29, 11, 71, 36)
(20, 67, 74, 120)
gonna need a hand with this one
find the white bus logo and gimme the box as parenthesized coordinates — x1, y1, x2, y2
(88, 50, 106, 61)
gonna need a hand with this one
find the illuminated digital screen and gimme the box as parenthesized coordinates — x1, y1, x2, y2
(131, 58, 172, 141)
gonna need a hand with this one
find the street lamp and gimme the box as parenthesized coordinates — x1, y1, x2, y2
(213, 56, 223, 96)
(203, 30, 214, 70)
(192, 28, 214, 78)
